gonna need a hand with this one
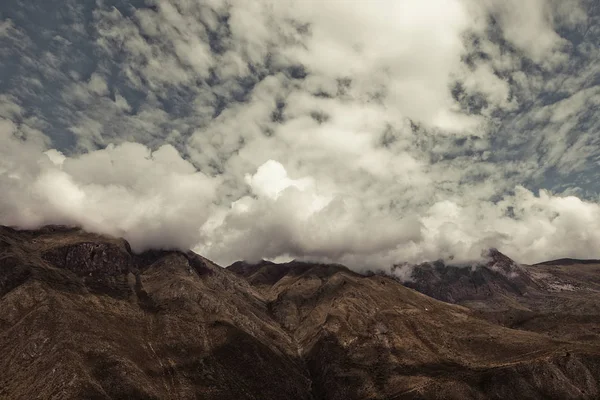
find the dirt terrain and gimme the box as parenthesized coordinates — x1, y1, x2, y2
(2, 225, 600, 399)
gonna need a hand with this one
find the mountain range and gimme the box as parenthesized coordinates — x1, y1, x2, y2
(2, 225, 600, 399)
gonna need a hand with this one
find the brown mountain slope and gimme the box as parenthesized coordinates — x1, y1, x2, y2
(229, 259, 600, 399)
(1, 226, 600, 399)
(499, 259, 600, 342)
(0, 226, 311, 400)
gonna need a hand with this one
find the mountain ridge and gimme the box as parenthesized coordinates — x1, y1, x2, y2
(2, 225, 600, 399)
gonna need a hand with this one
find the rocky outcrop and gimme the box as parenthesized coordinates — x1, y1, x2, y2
(42, 241, 133, 276)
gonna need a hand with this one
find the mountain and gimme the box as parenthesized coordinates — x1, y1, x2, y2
(0, 225, 311, 400)
(401, 249, 539, 307)
(535, 258, 600, 266)
(399, 249, 600, 343)
(2, 226, 600, 399)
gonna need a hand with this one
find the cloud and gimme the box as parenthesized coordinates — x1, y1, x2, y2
(0, 128, 217, 252)
(196, 160, 600, 269)
(478, 0, 568, 65)
(0, 0, 600, 271)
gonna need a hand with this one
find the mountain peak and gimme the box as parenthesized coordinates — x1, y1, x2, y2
(401, 248, 536, 305)
(482, 248, 526, 279)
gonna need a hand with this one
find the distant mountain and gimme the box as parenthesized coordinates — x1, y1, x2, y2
(2, 226, 600, 399)
(400, 249, 539, 306)
(534, 258, 600, 266)
(397, 250, 600, 344)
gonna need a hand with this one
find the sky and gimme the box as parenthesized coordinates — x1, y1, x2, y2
(1, 0, 600, 273)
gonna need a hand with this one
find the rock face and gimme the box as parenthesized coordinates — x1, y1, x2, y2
(2, 226, 600, 399)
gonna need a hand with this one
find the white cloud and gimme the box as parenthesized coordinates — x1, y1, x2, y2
(0, 132, 217, 252)
(479, 0, 568, 64)
(244, 160, 314, 200)
(87, 73, 109, 96)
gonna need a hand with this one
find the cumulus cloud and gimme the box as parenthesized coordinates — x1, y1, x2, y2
(1, 0, 600, 271)
(197, 160, 600, 269)
(0, 127, 217, 252)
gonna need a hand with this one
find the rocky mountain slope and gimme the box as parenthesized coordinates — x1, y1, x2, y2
(399, 249, 600, 343)
(400, 248, 538, 307)
(2, 226, 600, 399)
